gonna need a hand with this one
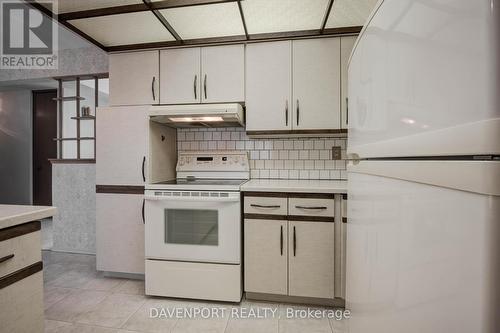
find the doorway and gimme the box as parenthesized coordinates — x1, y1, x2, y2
(33, 90, 57, 206)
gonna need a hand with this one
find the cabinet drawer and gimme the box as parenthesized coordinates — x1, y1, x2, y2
(0, 271, 44, 333)
(288, 198, 335, 218)
(0, 228, 41, 279)
(244, 196, 287, 215)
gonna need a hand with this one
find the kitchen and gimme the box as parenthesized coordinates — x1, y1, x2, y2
(0, 0, 499, 333)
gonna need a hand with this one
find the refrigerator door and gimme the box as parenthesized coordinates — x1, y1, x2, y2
(347, 0, 500, 158)
(346, 161, 500, 333)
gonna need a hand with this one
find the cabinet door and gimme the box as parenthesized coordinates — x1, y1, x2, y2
(289, 221, 335, 298)
(96, 106, 148, 186)
(160, 48, 201, 104)
(246, 41, 292, 131)
(96, 193, 145, 274)
(292, 38, 341, 130)
(201, 45, 245, 103)
(244, 219, 288, 295)
(109, 51, 159, 106)
(341, 36, 357, 129)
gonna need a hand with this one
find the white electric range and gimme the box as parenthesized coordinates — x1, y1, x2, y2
(144, 151, 249, 302)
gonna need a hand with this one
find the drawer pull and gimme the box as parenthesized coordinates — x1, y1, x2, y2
(250, 204, 281, 209)
(295, 206, 328, 210)
(0, 254, 14, 264)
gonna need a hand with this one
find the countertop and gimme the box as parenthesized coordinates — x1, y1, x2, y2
(241, 179, 348, 193)
(0, 205, 57, 229)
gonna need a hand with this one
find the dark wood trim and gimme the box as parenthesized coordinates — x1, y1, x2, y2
(150, 0, 238, 10)
(0, 221, 41, 242)
(288, 215, 335, 223)
(106, 27, 361, 52)
(49, 159, 96, 164)
(57, 80, 62, 158)
(342, 217, 347, 223)
(244, 213, 287, 221)
(53, 73, 109, 81)
(288, 193, 335, 199)
(53, 137, 94, 141)
(76, 77, 81, 159)
(320, 0, 335, 34)
(143, 0, 182, 41)
(96, 185, 145, 194)
(246, 129, 348, 136)
(342, 193, 347, 200)
(237, 0, 248, 40)
(0, 262, 43, 290)
(59, 4, 149, 20)
(243, 192, 288, 198)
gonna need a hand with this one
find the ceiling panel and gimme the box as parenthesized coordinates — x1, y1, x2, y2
(68, 11, 175, 47)
(159, 3, 244, 40)
(37, 0, 142, 14)
(326, 0, 379, 28)
(241, 0, 329, 34)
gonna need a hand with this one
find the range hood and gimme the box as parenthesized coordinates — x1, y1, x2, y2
(149, 104, 244, 128)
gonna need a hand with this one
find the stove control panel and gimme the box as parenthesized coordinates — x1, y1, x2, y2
(177, 151, 249, 172)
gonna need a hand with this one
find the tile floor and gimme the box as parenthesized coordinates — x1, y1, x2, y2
(43, 251, 348, 333)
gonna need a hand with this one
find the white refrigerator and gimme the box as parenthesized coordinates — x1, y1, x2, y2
(346, 1, 500, 333)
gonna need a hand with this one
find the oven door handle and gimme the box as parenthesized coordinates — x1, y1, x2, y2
(144, 195, 240, 202)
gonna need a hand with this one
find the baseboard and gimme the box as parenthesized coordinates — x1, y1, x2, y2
(245, 292, 345, 308)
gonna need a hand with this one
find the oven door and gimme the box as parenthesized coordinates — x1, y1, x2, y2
(144, 190, 241, 264)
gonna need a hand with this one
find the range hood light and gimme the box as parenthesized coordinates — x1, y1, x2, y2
(168, 116, 224, 122)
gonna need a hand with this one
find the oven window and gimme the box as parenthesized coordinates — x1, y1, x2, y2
(165, 209, 218, 246)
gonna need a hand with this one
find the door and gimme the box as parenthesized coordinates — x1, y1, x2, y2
(96, 193, 145, 274)
(341, 36, 357, 129)
(201, 44, 245, 103)
(33, 90, 57, 206)
(144, 191, 241, 264)
(288, 221, 335, 298)
(244, 219, 288, 295)
(160, 48, 201, 104)
(96, 106, 148, 186)
(109, 50, 159, 106)
(292, 38, 341, 130)
(246, 41, 292, 131)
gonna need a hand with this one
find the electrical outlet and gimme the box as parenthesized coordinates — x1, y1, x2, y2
(332, 146, 342, 160)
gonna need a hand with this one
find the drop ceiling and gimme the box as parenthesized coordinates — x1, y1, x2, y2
(31, 0, 380, 52)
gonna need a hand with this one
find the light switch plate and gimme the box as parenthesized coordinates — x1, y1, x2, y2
(332, 146, 342, 160)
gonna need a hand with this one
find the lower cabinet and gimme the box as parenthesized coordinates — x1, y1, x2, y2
(244, 218, 335, 299)
(288, 221, 335, 299)
(96, 193, 145, 275)
(244, 219, 288, 295)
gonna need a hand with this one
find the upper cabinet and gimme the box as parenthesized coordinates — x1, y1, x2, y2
(341, 36, 357, 129)
(109, 51, 159, 106)
(246, 37, 344, 133)
(160, 44, 245, 105)
(201, 45, 245, 103)
(292, 38, 341, 130)
(246, 41, 292, 131)
(160, 48, 201, 104)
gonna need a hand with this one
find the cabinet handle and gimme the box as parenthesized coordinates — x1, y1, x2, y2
(293, 226, 296, 256)
(296, 99, 300, 126)
(295, 206, 328, 210)
(346, 97, 349, 125)
(285, 100, 288, 126)
(0, 254, 14, 264)
(250, 204, 280, 209)
(142, 156, 146, 182)
(204, 74, 207, 99)
(151, 77, 156, 101)
(142, 199, 145, 224)
(280, 225, 283, 256)
(194, 75, 197, 99)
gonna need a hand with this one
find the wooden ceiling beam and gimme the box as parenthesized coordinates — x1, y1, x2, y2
(143, 0, 182, 41)
(320, 0, 335, 34)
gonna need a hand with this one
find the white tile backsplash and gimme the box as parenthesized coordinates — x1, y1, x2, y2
(177, 127, 347, 180)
